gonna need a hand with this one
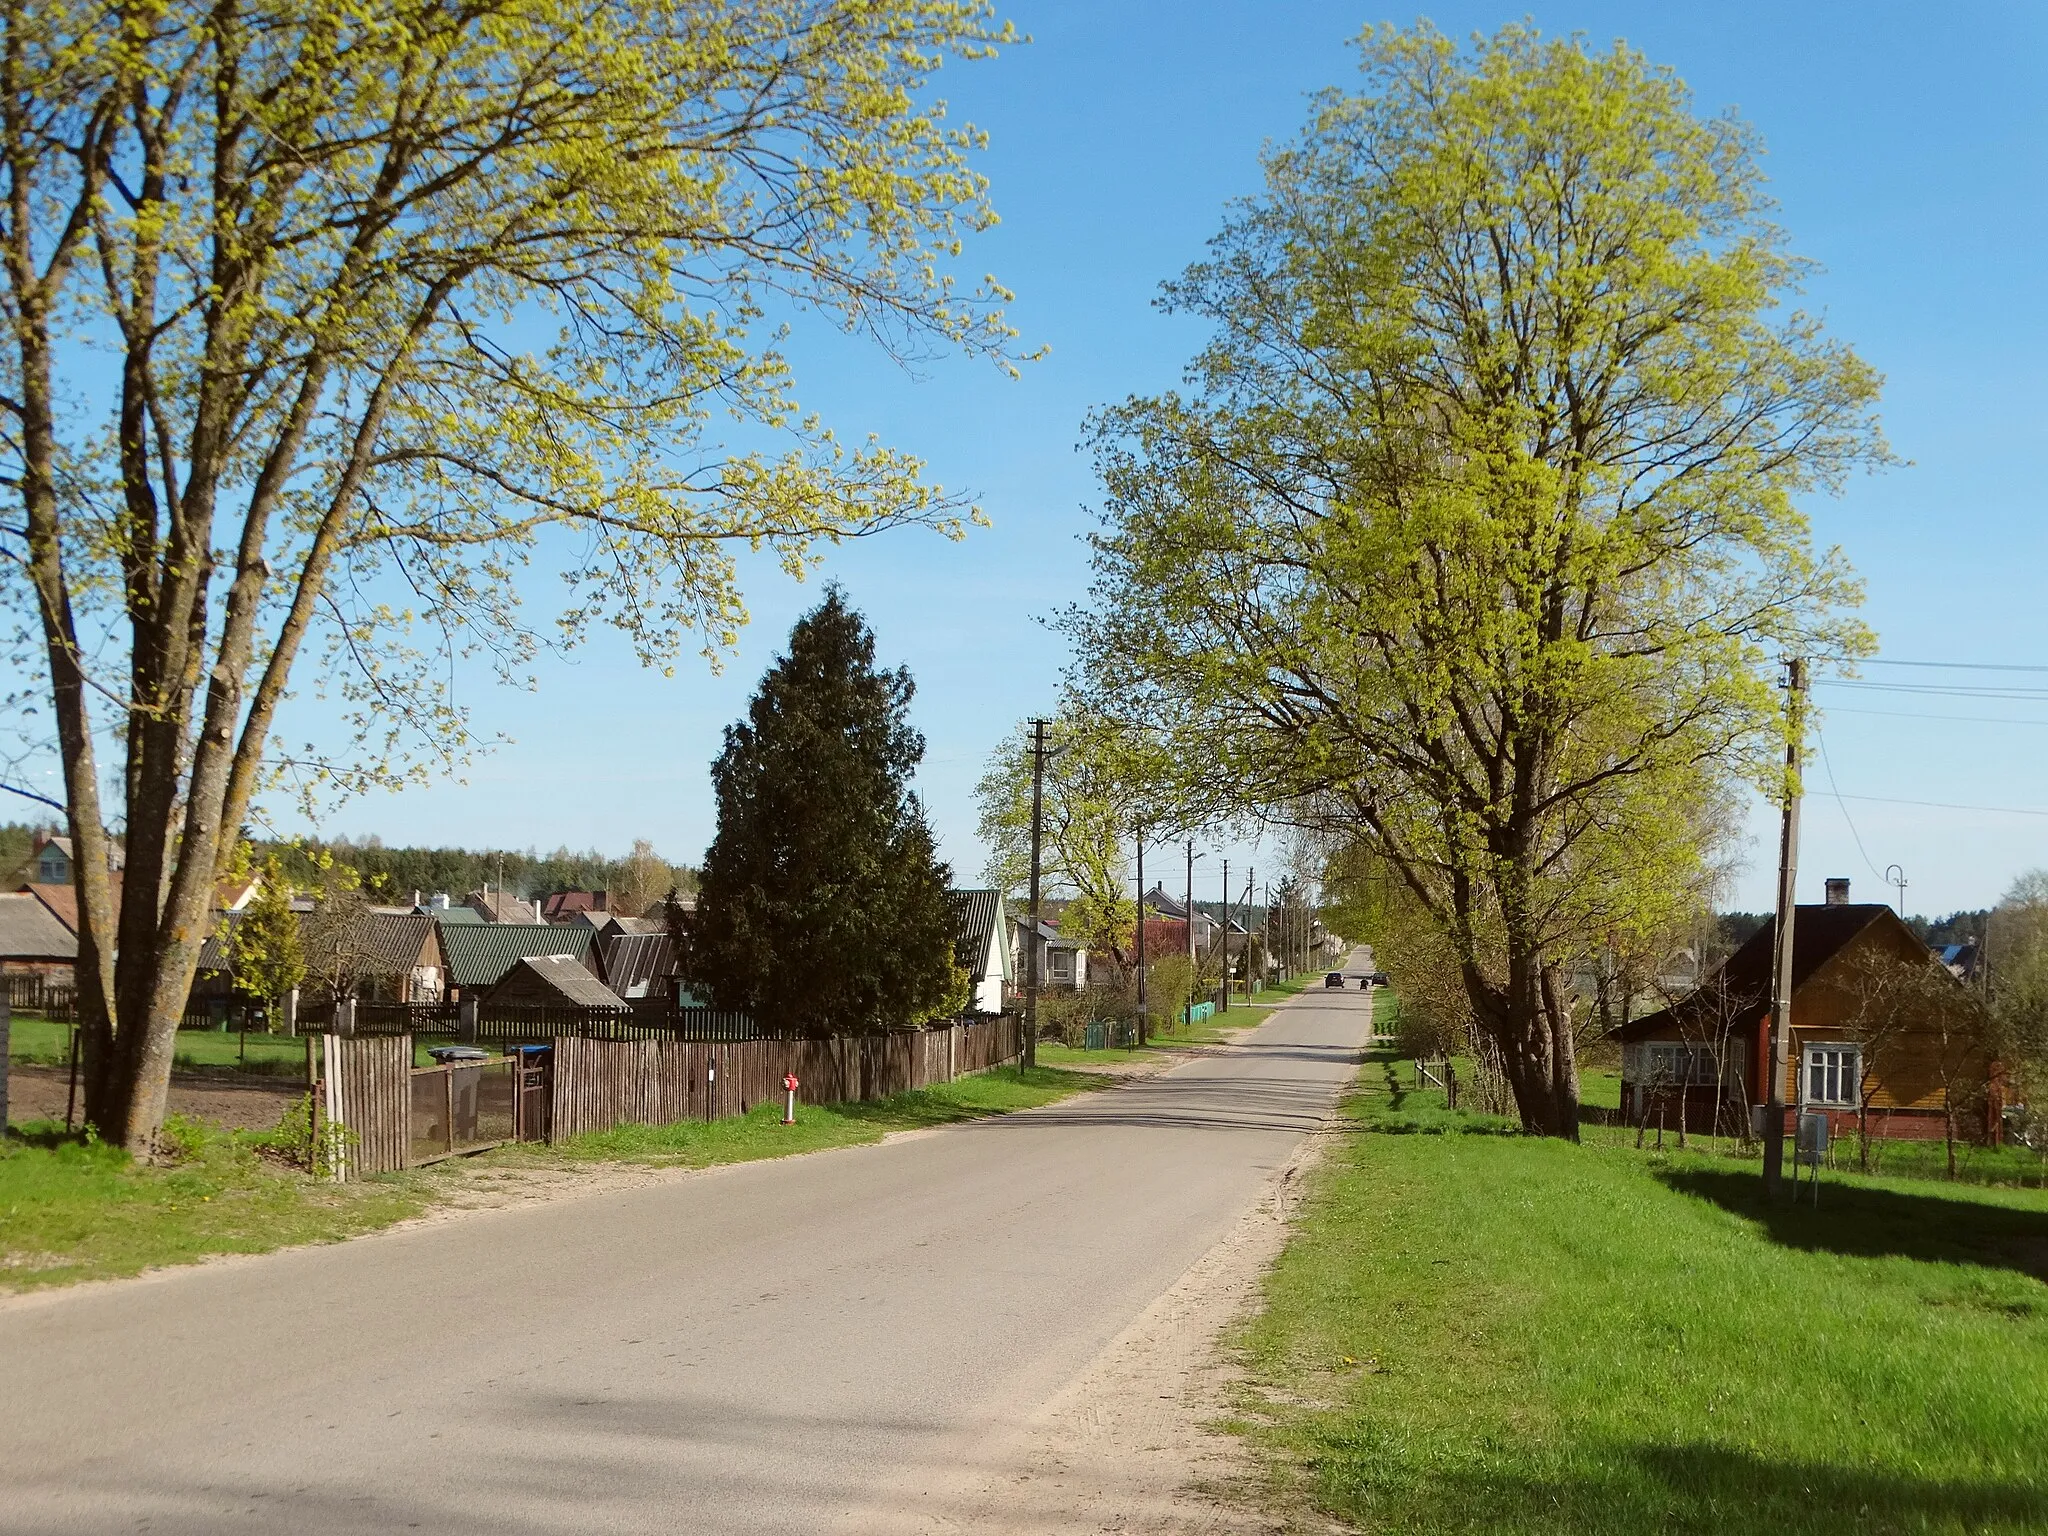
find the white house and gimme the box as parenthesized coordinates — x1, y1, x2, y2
(951, 889, 1013, 1015)
(1011, 913, 1088, 991)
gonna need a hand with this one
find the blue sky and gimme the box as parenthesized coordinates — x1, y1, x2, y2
(272, 1, 2048, 919)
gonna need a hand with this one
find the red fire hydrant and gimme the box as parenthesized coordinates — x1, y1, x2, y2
(783, 1072, 799, 1126)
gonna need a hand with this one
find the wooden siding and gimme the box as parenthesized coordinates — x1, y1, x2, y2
(1620, 916, 1995, 1127)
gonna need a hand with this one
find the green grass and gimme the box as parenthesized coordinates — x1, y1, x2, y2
(0, 1117, 429, 1291)
(515, 1063, 1107, 1166)
(0, 1063, 1110, 1290)
(1233, 1054, 2048, 1534)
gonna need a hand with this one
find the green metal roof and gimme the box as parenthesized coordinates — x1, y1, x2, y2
(438, 922, 594, 989)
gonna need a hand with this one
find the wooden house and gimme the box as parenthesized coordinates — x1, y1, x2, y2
(482, 954, 628, 1011)
(1613, 880, 1998, 1143)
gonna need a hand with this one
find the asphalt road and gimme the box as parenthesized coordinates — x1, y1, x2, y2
(0, 978, 1371, 1534)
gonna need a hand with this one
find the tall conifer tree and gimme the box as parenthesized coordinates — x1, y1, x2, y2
(681, 589, 960, 1034)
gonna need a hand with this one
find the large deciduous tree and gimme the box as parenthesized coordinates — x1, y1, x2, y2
(679, 588, 960, 1034)
(0, 0, 1022, 1150)
(1068, 23, 1885, 1136)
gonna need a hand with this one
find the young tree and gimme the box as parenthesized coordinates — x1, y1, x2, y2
(225, 859, 306, 1019)
(679, 589, 959, 1034)
(1, 0, 1024, 1153)
(1068, 23, 1885, 1136)
(299, 865, 379, 1006)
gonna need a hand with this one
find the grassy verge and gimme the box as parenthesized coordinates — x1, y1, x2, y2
(1233, 1055, 2048, 1535)
(0, 1117, 429, 1292)
(0, 1063, 1109, 1292)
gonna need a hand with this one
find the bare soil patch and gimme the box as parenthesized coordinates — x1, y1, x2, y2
(5, 1063, 302, 1133)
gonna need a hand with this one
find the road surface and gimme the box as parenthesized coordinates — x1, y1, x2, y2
(0, 980, 1372, 1534)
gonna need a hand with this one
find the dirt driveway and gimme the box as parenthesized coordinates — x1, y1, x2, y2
(5, 1064, 303, 1133)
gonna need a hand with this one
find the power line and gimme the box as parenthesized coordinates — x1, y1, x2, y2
(1819, 706, 2048, 728)
(1830, 791, 2048, 819)
(1813, 727, 1882, 882)
(1859, 659, 2048, 673)
(1817, 681, 2048, 701)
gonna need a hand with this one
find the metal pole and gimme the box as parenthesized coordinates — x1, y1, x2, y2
(1025, 718, 1048, 1071)
(1135, 828, 1148, 1048)
(1762, 658, 1806, 1199)
(1185, 840, 1196, 972)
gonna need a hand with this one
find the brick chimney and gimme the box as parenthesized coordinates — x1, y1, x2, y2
(1825, 877, 1850, 906)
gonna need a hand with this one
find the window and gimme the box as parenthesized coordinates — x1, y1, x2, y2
(1049, 950, 1073, 981)
(1803, 1044, 1860, 1108)
(1644, 1043, 1723, 1085)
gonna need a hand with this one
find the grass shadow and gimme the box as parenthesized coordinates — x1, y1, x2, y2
(1660, 1166, 2048, 1285)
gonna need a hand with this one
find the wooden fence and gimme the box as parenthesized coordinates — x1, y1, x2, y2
(322, 1015, 1021, 1177)
(324, 1034, 411, 1178)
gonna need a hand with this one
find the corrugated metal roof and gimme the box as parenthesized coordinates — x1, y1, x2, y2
(486, 954, 627, 1010)
(950, 889, 1006, 984)
(439, 922, 593, 989)
(0, 892, 79, 961)
(593, 930, 676, 999)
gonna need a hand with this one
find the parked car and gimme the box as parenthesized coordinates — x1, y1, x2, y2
(1368, 971, 1389, 986)
(1324, 972, 1346, 988)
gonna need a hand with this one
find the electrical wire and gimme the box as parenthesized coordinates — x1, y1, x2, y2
(1819, 706, 2048, 728)
(1859, 659, 2048, 673)
(1829, 791, 2048, 819)
(1813, 726, 1883, 882)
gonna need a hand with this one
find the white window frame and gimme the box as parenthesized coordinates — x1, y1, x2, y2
(1801, 1042, 1860, 1109)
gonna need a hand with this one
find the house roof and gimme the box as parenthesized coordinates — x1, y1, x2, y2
(196, 910, 242, 972)
(579, 912, 667, 935)
(485, 954, 628, 1010)
(18, 876, 127, 936)
(592, 930, 676, 999)
(951, 889, 1011, 983)
(540, 890, 609, 921)
(359, 912, 438, 974)
(0, 891, 79, 961)
(438, 921, 594, 989)
(1613, 902, 1905, 1043)
(465, 889, 539, 924)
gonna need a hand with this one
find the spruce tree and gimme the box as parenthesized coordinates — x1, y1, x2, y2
(681, 588, 960, 1034)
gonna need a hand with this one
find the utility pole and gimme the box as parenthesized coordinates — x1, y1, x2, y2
(1025, 718, 1048, 1072)
(1762, 659, 1806, 1199)
(1218, 858, 1229, 1010)
(1885, 862, 1908, 917)
(1244, 865, 1254, 997)
(1135, 826, 1148, 1048)
(1185, 840, 1197, 972)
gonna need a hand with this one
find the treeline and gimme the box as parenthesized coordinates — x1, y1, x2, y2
(251, 837, 696, 906)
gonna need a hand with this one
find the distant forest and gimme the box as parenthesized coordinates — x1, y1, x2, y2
(0, 822, 696, 906)
(255, 837, 697, 904)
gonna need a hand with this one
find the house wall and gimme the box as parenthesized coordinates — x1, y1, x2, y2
(972, 926, 1006, 1014)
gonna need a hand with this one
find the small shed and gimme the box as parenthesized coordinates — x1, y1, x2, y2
(1614, 886, 1997, 1142)
(483, 954, 629, 1012)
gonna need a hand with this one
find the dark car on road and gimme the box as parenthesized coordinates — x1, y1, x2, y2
(1324, 972, 1346, 988)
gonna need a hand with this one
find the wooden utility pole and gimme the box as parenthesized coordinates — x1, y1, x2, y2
(1024, 718, 1048, 1071)
(1219, 858, 1229, 1011)
(1185, 840, 1197, 972)
(1135, 827, 1148, 1047)
(1761, 659, 1806, 1199)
